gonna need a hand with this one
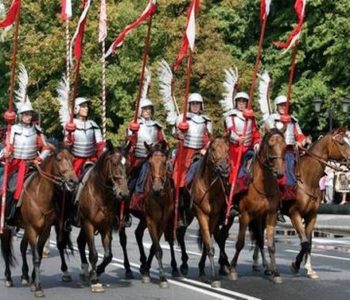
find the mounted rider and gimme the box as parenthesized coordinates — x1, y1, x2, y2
(0, 65, 51, 223)
(63, 97, 105, 177)
(265, 95, 306, 220)
(127, 97, 166, 206)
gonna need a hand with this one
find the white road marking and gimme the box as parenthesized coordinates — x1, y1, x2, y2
(285, 249, 350, 261)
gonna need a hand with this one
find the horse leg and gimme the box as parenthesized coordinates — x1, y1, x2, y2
(164, 220, 179, 277)
(289, 212, 308, 275)
(20, 234, 30, 286)
(147, 220, 168, 288)
(135, 218, 148, 276)
(197, 211, 220, 288)
(84, 223, 104, 293)
(230, 212, 250, 281)
(265, 214, 282, 284)
(176, 225, 189, 276)
(304, 213, 319, 279)
(1, 228, 14, 287)
(55, 225, 72, 282)
(119, 226, 134, 279)
(77, 228, 90, 286)
(96, 229, 113, 276)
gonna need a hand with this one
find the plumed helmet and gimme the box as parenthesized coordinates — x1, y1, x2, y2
(188, 93, 203, 103)
(274, 95, 287, 107)
(74, 97, 90, 115)
(140, 98, 154, 109)
(234, 92, 249, 102)
(16, 102, 34, 114)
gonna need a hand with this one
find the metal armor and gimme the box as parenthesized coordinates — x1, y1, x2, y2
(177, 113, 212, 149)
(129, 117, 161, 158)
(265, 113, 300, 145)
(225, 109, 253, 146)
(10, 124, 49, 160)
(71, 119, 103, 157)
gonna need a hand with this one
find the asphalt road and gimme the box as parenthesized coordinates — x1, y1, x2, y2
(1, 221, 350, 300)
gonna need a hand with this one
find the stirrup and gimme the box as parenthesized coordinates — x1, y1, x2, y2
(123, 215, 132, 228)
(277, 210, 286, 223)
(230, 205, 240, 217)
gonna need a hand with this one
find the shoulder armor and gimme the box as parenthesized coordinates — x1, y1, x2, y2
(12, 124, 23, 134)
(34, 124, 43, 133)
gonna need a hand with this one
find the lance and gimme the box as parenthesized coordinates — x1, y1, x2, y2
(173, 49, 193, 234)
(0, 2, 21, 234)
(129, 15, 154, 133)
(224, 6, 269, 226)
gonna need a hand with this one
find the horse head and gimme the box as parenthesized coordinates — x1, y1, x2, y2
(144, 140, 168, 195)
(259, 129, 286, 179)
(52, 149, 79, 192)
(206, 137, 230, 179)
(99, 142, 129, 201)
(326, 127, 350, 161)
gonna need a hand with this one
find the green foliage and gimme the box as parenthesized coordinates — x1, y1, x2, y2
(1, 0, 350, 143)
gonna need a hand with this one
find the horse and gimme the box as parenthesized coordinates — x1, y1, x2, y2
(76, 144, 129, 293)
(119, 141, 176, 288)
(282, 127, 350, 279)
(187, 137, 230, 287)
(0, 148, 78, 297)
(222, 129, 286, 283)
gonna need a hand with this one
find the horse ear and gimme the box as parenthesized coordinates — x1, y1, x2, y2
(106, 139, 114, 151)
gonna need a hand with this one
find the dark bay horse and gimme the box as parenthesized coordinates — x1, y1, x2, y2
(190, 137, 230, 287)
(77, 145, 129, 293)
(226, 129, 286, 283)
(284, 127, 350, 279)
(1, 149, 78, 297)
(123, 141, 175, 288)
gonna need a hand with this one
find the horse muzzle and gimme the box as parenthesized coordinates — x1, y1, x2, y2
(216, 160, 230, 178)
(65, 178, 78, 192)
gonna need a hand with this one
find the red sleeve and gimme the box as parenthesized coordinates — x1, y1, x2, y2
(36, 134, 50, 151)
(251, 119, 261, 145)
(96, 141, 105, 157)
(202, 128, 211, 150)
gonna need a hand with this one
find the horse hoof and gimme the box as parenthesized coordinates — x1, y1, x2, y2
(307, 271, 320, 280)
(264, 269, 272, 276)
(21, 278, 29, 286)
(211, 280, 221, 288)
(159, 281, 169, 289)
(228, 271, 238, 281)
(172, 269, 180, 278)
(91, 283, 105, 293)
(5, 280, 13, 287)
(180, 265, 188, 276)
(62, 273, 72, 282)
(142, 275, 151, 284)
(272, 276, 283, 284)
(290, 262, 299, 275)
(219, 265, 230, 276)
(34, 290, 45, 298)
(199, 275, 210, 284)
(252, 265, 260, 272)
(31, 284, 36, 292)
(125, 270, 134, 280)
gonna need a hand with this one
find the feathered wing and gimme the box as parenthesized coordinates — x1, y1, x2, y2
(15, 64, 29, 109)
(257, 71, 272, 120)
(158, 59, 178, 125)
(220, 67, 239, 114)
(56, 74, 70, 128)
(141, 66, 151, 101)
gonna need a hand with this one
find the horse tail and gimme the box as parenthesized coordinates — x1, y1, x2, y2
(197, 229, 203, 251)
(1, 228, 16, 267)
(248, 216, 265, 251)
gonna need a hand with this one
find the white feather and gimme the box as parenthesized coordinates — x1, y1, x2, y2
(56, 74, 71, 128)
(0, 24, 12, 42)
(257, 71, 272, 119)
(220, 67, 239, 114)
(141, 66, 151, 101)
(158, 59, 178, 125)
(15, 64, 29, 104)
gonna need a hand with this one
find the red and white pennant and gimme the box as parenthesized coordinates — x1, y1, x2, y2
(260, 0, 271, 23)
(61, 0, 72, 21)
(105, 0, 156, 58)
(0, 0, 21, 28)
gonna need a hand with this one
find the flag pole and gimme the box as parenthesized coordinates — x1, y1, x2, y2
(1, 3, 21, 234)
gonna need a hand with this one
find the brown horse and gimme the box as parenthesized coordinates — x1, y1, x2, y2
(190, 137, 230, 287)
(283, 127, 350, 279)
(1, 149, 78, 297)
(77, 144, 129, 293)
(227, 129, 286, 283)
(122, 141, 175, 288)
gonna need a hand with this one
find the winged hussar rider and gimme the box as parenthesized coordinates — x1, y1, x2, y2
(220, 68, 261, 216)
(127, 68, 166, 211)
(0, 65, 51, 224)
(260, 72, 306, 222)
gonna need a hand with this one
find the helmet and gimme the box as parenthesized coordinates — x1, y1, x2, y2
(140, 98, 154, 109)
(17, 102, 34, 114)
(274, 95, 287, 106)
(74, 97, 90, 115)
(234, 92, 249, 102)
(188, 93, 203, 103)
